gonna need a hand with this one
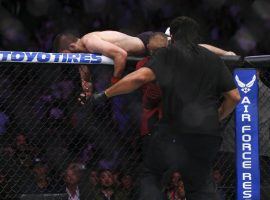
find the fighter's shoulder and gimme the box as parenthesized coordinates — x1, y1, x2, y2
(82, 32, 100, 39)
(80, 32, 101, 44)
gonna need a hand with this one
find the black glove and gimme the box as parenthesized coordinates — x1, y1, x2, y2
(84, 91, 108, 106)
(92, 91, 108, 102)
(79, 91, 109, 106)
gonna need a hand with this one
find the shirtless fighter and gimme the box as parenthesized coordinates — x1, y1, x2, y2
(53, 30, 235, 97)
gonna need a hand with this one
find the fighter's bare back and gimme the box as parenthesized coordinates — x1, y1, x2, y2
(81, 31, 145, 55)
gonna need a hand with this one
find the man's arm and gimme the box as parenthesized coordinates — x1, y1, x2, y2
(105, 67, 156, 97)
(82, 35, 127, 79)
(218, 88, 241, 121)
(79, 65, 91, 82)
(79, 65, 92, 96)
(199, 44, 236, 56)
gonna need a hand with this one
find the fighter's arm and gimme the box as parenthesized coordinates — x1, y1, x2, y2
(79, 65, 91, 82)
(82, 35, 127, 79)
(79, 65, 92, 96)
(105, 67, 156, 97)
(199, 44, 236, 56)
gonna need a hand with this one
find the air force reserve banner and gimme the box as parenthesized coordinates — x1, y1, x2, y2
(234, 68, 260, 200)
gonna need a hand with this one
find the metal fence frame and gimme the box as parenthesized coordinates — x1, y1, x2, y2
(0, 51, 270, 200)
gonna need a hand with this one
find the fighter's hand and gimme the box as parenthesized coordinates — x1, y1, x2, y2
(78, 81, 93, 105)
(111, 76, 121, 85)
(79, 91, 109, 106)
(78, 92, 91, 105)
(88, 91, 108, 106)
(92, 91, 108, 104)
(81, 81, 93, 95)
(225, 51, 236, 56)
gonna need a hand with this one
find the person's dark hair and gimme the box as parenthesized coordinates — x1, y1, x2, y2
(147, 32, 168, 54)
(170, 16, 200, 44)
(53, 33, 79, 52)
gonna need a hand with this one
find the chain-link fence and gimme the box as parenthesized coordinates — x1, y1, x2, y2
(258, 69, 270, 199)
(0, 61, 270, 200)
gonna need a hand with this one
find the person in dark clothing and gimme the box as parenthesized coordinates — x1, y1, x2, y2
(90, 16, 240, 200)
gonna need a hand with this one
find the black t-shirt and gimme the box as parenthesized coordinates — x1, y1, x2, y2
(147, 42, 236, 136)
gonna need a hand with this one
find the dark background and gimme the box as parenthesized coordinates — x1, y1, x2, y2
(0, 0, 269, 56)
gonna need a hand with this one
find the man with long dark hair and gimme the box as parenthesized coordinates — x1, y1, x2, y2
(88, 16, 240, 200)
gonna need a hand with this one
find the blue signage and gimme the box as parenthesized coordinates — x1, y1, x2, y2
(234, 68, 260, 200)
(0, 51, 111, 65)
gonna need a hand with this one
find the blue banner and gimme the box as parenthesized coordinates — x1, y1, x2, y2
(0, 51, 114, 65)
(234, 68, 260, 200)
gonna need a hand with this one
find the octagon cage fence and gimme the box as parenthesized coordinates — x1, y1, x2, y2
(0, 51, 270, 200)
